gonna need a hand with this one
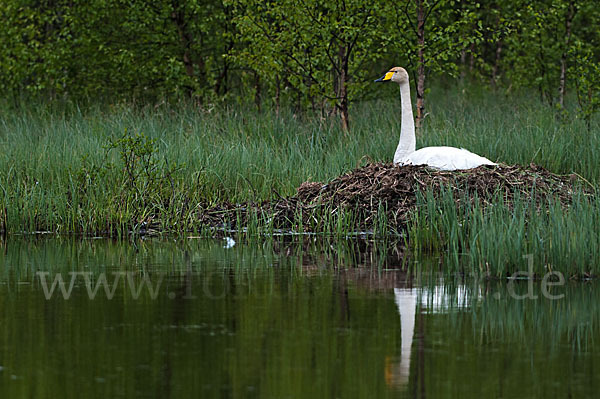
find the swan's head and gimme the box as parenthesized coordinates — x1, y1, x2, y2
(374, 67, 409, 84)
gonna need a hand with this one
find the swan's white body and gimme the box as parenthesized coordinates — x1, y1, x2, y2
(396, 146, 497, 170)
(377, 67, 496, 171)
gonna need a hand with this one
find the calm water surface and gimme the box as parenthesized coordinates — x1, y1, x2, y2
(0, 237, 598, 398)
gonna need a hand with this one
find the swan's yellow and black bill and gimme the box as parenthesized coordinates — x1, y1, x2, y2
(374, 71, 394, 82)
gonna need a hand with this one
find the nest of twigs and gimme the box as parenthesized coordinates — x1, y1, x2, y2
(198, 163, 592, 233)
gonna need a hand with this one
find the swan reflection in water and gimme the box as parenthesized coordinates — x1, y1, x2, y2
(386, 285, 480, 387)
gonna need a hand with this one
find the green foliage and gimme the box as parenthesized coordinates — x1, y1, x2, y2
(500, 0, 567, 102)
(228, 0, 389, 126)
(0, 0, 234, 102)
(104, 132, 176, 200)
(1, 0, 600, 120)
(570, 42, 600, 126)
(390, 0, 483, 77)
(107, 132, 163, 197)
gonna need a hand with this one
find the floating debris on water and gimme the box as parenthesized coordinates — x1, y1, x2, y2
(223, 237, 236, 248)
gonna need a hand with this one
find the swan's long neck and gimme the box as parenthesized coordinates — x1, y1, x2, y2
(394, 81, 416, 164)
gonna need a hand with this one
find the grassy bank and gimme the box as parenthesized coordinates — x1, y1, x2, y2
(0, 85, 599, 272)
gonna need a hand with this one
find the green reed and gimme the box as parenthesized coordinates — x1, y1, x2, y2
(408, 187, 600, 276)
(0, 85, 598, 236)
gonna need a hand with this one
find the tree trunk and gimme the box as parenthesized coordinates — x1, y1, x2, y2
(537, 30, 552, 106)
(491, 39, 503, 89)
(559, 1, 576, 108)
(275, 77, 281, 117)
(339, 91, 350, 133)
(170, 7, 195, 96)
(460, 49, 466, 81)
(469, 42, 475, 72)
(334, 44, 350, 133)
(338, 44, 350, 133)
(491, 14, 502, 89)
(254, 71, 261, 111)
(214, 59, 229, 96)
(586, 87, 593, 130)
(415, 0, 426, 131)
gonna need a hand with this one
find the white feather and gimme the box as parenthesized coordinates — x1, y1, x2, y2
(399, 146, 497, 171)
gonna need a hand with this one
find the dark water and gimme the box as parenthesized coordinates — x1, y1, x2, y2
(0, 237, 598, 398)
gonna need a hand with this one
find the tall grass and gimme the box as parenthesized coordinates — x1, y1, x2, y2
(0, 85, 598, 235)
(408, 188, 600, 276)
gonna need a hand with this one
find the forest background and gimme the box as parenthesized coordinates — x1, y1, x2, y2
(1, 0, 599, 129)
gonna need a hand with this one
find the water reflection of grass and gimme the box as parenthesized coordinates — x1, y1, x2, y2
(474, 281, 599, 350)
(419, 280, 600, 398)
(424, 279, 600, 350)
(0, 237, 403, 398)
(0, 237, 599, 397)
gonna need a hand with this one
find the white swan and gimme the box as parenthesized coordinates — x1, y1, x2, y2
(375, 67, 496, 170)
